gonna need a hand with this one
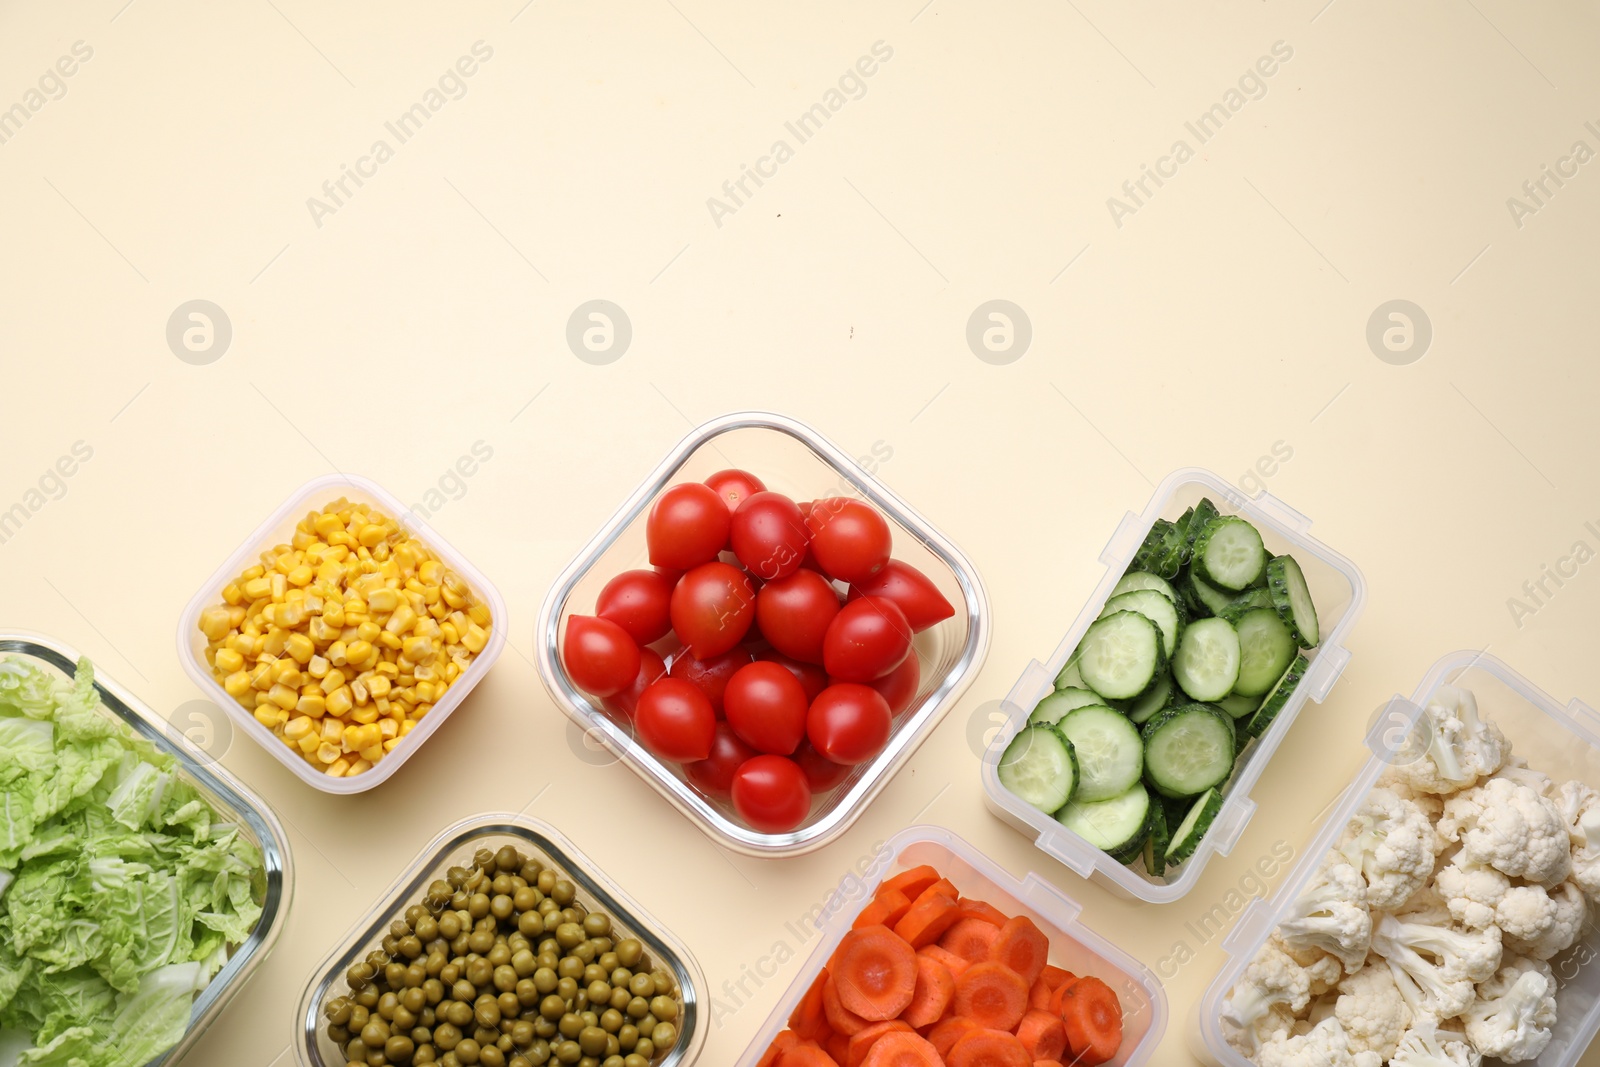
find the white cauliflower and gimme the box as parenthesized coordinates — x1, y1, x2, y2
(1221, 940, 1341, 1055)
(1490, 755, 1553, 796)
(1371, 914, 1478, 1021)
(1462, 955, 1557, 1063)
(1338, 786, 1440, 910)
(1393, 883, 1455, 927)
(1256, 1017, 1384, 1067)
(1503, 880, 1585, 961)
(1383, 685, 1507, 796)
(1433, 854, 1512, 930)
(1555, 779, 1600, 902)
(1332, 964, 1411, 1060)
(1373, 913, 1503, 985)
(1438, 777, 1572, 886)
(1275, 860, 1373, 973)
(1389, 1020, 1483, 1067)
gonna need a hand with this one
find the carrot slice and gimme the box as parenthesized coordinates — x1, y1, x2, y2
(952, 898, 1008, 926)
(1016, 1010, 1068, 1062)
(953, 961, 1030, 1033)
(758, 1029, 801, 1067)
(832, 925, 918, 1021)
(780, 1045, 842, 1067)
(947, 1028, 1032, 1067)
(918, 943, 971, 981)
(1028, 977, 1053, 1012)
(925, 1017, 979, 1057)
(853, 888, 912, 931)
(901, 952, 956, 1029)
(1032, 1062, 1065, 1067)
(1047, 977, 1080, 1016)
(988, 916, 1050, 986)
(892, 890, 960, 949)
(791, 968, 834, 1041)
(823, 975, 871, 1036)
(846, 1020, 913, 1067)
(1039, 966, 1074, 990)
(827, 1032, 852, 1064)
(941, 918, 1002, 962)
(1059, 976, 1123, 1066)
(877, 865, 940, 901)
(859, 1031, 942, 1067)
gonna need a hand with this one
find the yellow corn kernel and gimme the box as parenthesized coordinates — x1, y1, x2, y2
(314, 513, 344, 538)
(325, 686, 353, 717)
(227, 633, 254, 656)
(358, 744, 384, 763)
(274, 660, 302, 686)
(321, 600, 345, 628)
(401, 635, 435, 662)
(285, 632, 315, 665)
(400, 717, 418, 735)
(418, 559, 443, 584)
(356, 621, 381, 644)
(198, 606, 233, 641)
(277, 601, 308, 628)
(377, 631, 403, 652)
(214, 648, 244, 674)
(467, 602, 492, 627)
(461, 624, 487, 654)
(221, 582, 244, 606)
(383, 738, 402, 753)
(365, 587, 398, 613)
(253, 706, 280, 728)
(266, 683, 299, 711)
(441, 585, 467, 610)
(261, 630, 288, 658)
(445, 661, 462, 682)
(283, 715, 315, 741)
(297, 732, 322, 755)
(270, 572, 287, 600)
(326, 640, 348, 667)
(325, 758, 350, 777)
(287, 564, 314, 587)
(351, 704, 379, 725)
(296, 694, 326, 718)
(323, 667, 346, 693)
(347, 758, 372, 775)
(367, 675, 391, 700)
(223, 670, 252, 697)
(307, 654, 329, 679)
(249, 662, 275, 691)
(375, 660, 399, 679)
(414, 681, 436, 704)
(440, 621, 460, 645)
(344, 640, 372, 667)
(305, 616, 334, 645)
(379, 717, 399, 740)
(242, 576, 272, 601)
(411, 703, 433, 720)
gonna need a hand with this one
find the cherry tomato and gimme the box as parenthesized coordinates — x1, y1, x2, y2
(723, 661, 809, 755)
(847, 560, 956, 633)
(684, 723, 756, 797)
(822, 596, 912, 683)
(864, 652, 921, 716)
(805, 498, 891, 584)
(562, 615, 641, 698)
(667, 646, 752, 716)
(755, 569, 841, 664)
(602, 648, 667, 720)
(754, 649, 829, 703)
(647, 483, 730, 570)
(806, 683, 893, 765)
(731, 755, 811, 833)
(634, 677, 716, 762)
(794, 739, 853, 793)
(704, 469, 767, 514)
(595, 569, 675, 645)
(669, 561, 756, 659)
(729, 491, 809, 581)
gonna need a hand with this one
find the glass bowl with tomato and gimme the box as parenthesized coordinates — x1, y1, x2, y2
(536, 412, 990, 858)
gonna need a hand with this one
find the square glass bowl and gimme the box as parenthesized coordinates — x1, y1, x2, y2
(981, 468, 1367, 903)
(536, 412, 991, 858)
(732, 826, 1168, 1067)
(178, 473, 508, 794)
(296, 813, 708, 1067)
(0, 631, 292, 1066)
(1191, 651, 1600, 1067)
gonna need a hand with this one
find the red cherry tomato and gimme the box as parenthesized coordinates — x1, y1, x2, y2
(806, 683, 893, 765)
(847, 560, 956, 633)
(731, 755, 811, 833)
(562, 615, 641, 698)
(794, 739, 853, 793)
(595, 569, 675, 645)
(704, 469, 767, 514)
(754, 649, 829, 703)
(730, 491, 809, 581)
(634, 677, 716, 762)
(667, 646, 752, 717)
(864, 652, 921, 716)
(669, 562, 756, 659)
(805, 498, 891, 584)
(602, 648, 667, 720)
(822, 596, 912, 683)
(647, 483, 730, 570)
(723, 662, 809, 755)
(755, 569, 841, 665)
(684, 723, 756, 797)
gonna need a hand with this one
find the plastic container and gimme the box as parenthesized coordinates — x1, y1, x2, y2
(296, 813, 708, 1067)
(733, 825, 1167, 1067)
(178, 473, 508, 794)
(1192, 650, 1600, 1067)
(0, 631, 292, 1066)
(981, 468, 1366, 903)
(536, 412, 990, 858)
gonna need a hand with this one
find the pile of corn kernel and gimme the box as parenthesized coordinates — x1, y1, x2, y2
(197, 498, 492, 778)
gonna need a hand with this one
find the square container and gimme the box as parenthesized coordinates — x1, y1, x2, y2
(0, 631, 292, 1066)
(981, 468, 1367, 903)
(296, 813, 708, 1067)
(1192, 651, 1600, 1067)
(178, 473, 508, 794)
(733, 825, 1168, 1067)
(536, 412, 990, 858)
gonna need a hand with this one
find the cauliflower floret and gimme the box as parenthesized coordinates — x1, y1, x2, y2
(1389, 1019, 1483, 1067)
(1374, 913, 1503, 985)
(1438, 777, 1572, 886)
(1434, 854, 1512, 930)
(1371, 914, 1479, 1021)
(1490, 755, 1553, 796)
(1338, 786, 1440, 910)
(1275, 860, 1373, 974)
(1462, 955, 1557, 1063)
(1256, 1017, 1384, 1067)
(1332, 964, 1411, 1060)
(1555, 779, 1600, 902)
(1221, 940, 1341, 1055)
(1384, 685, 1507, 796)
(1394, 884, 1455, 927)
(1503, 880, 1585, 961)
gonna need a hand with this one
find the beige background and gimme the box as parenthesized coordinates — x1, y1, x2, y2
(3, 0, 1599, 1063)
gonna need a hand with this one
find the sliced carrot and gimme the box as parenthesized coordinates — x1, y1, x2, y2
(790, 968, 834, 1041)
(1032, 1062, 1064, 1067)
(988, 916, 1049, 986)
(877, 865, 940, 901)
(918, 943, 971, 981)
(900, 952, 956, 1029)
(859, 1031, 942, 1067)
(941, 918, 1002, 963)
(926, 1016, 979, 1057)
(1016, 1010, 1068, 1062)
(853, 888, 912, 931)
(823, 975, 871, 1036)
(952, 898, 1008, 925)
(1058, 976, 1123, 1067)
(1039, 965, 1074, 990)
(893, 890, 960, 949)
(780, 1045, 842, 1067)
(953, 961, 1030, 1033)
(925, 878, 958, 900)
(1047, 977, 1080, 1016)
(832, 925, 918, 1022)
(1028, 977, 1053, 1012)
(827, 1032, 852, 1064)
(758, 1029, 801, 1067)
(946, 1028, 1032, 1067)
(846, 1020, 913, 1067)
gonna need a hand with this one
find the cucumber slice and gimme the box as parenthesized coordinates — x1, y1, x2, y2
(998, 725, 1078, 814)
(1053, 655, 1087, 691)
(1028, 687, 1103, 726)
(1077, 612, 1165, 701)
(1217, 588, 1273, 624)
(1122, 670, 1174, 725)
(1058, 704, 1145, 802)
(1267, 555, 1320, 648)
(1141, 703, 1237, 798)
(1112, 570, 1179, 605)
(1245, 653, 1309, 739)
(1166, 787, 1224, 864)
(1192, 517, 1267, 591)
(1217, 691, 1262, 719)
(1232, 607, 1297, 697)
(1182, 567, 1235, 618)
(1099, 590, 1182, 659)
(1171, 617, 1241, 702)
(1141, 802, 1170, 877)
(1056, 783, 1151, 856)
(1182, 498, 1220, 561)
(1132, 520, 1185, 579)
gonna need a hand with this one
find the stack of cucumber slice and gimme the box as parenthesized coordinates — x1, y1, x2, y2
(998, 498, 1321, 881)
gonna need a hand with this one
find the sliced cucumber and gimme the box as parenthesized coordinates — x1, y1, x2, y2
(1058, 704, 1145, 803)
(1112, 570, 1179, 605)
(1267, 555, 1320, 648)
(1232, 608, 1297, 697)
(1183, 568, 1235, 618)
(998, 725, 1078, 814)
(1028, 687, 1103, 726)
(1217, 588, 1273, 624)
(1056, 782, 1151, 856)
(1171, 617, 1240, 702)
(1141, 703, 1236, 798)
(1141, 802, 1170, 877)
(1132, 519, 1185, 579)
(1192, 517, 1267, 591)
(1122, 670, 1174, 725)
(1166, 787, 1224, 864)
(1099, 590, 1182, 659)
(1077, 611, 1165, 701)
(1245, 653, 1309, 739)
(1182, 498, 1220, 561)
(1217, 691, 1262, 720)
